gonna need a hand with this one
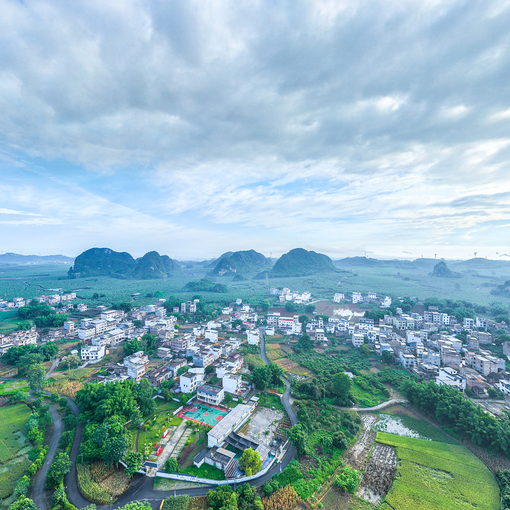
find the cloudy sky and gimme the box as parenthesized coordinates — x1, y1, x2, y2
(1, 0, 510, 260)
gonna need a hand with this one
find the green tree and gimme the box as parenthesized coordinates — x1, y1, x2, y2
(8, 496, 37, 510)
(239, 448, 262, 476)
(141, 333, 158, 354)
(335, 466, 360, 493)
(124, 339, 144, 356)
(46, 452, 71, 488)
(288, 424, 307, 455)
(27, 363, 46, 391)
(331, 373, 351, 406)
(124, 451, 144, 477)
(163, 495, 190, 509)
(119, 503, 152, 510)
(297, 334, 313, 351)
(165, 457, 179, 473)
(103, 435, 128, 465)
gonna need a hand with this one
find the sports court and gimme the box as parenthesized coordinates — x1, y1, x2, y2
(177, 402, 229, 427)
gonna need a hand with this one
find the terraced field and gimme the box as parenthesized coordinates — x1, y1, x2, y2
(377, 432, 500, 510)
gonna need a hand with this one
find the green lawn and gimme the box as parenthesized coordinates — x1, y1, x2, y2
(0, 403, 32, 499)
(180, 463, 225, 480)
(136, 412, 183, 453)
(258, 392, 284, 411)
(350, 379, 387, 408)
(377, 432, 500, 510)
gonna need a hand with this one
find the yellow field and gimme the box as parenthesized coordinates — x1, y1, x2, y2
(275, 357, 311, 376)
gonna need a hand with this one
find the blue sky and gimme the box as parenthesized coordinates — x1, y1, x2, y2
(1, 0, 510, 260)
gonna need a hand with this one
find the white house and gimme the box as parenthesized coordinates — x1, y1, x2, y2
(247, 329, 260, 345)
(204, 329, 219, 342)
(80, 345, 106, 362)
(222, 373, 242, 394)
(197, 384, 225, 406)
(180, 371, 200, 393)
(436, 367, 466, 391)
(352, 332, 365, 348)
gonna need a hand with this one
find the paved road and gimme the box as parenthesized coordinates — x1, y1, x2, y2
(64, 337, 299, 509)
(337, 399, 408, 412)
(31, 405, 63, 510)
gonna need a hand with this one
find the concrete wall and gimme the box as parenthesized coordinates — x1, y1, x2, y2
(153, 455, 277, 485)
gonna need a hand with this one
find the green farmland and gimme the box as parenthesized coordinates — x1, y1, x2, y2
(377, 432, 500, 510)
(1, 257, 510, 307)
(0, 404, 32, 502)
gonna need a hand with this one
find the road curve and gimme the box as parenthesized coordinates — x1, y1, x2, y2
(64, 336, 299, 509)
(337, 399, 408, 412)
(31, 405, 63, 510)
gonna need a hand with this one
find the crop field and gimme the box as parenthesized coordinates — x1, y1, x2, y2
(274, 357, 311, 377)
(2, 257, 510, 306)
(0, 404, 32, 500)
(376, 432, 499, 510)
(46, 367, 98, 397)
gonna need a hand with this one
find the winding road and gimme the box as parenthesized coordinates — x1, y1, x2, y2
(62, 333, 298, 509)
(31, 405, 63, 510)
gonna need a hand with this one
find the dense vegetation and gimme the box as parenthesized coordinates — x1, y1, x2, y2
(211, 249, 268, 276)
(268, 401, 360, 501)
(17, 300, 68, 328)
(182, 279, 228, 293)
(271, 248, 336, 276)
(68, 247, 180, 279)
(401, 378, 510, 456)
(206, 484, 264, 510)
(76, 380, 155, 464)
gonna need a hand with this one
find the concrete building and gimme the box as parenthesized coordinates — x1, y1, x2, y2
(197, 384, 225, 406)
(207, 404, 254, 448)
(81, 344, 106, 362)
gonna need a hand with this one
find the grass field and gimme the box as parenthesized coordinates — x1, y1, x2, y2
(0, 310, 23, 334)
(377, 432, 499, 510)
(350, 379, 387, 408)
(258, 392, 285, 411)
(180, 463, 225, 480)
(0, 403, 32, 500)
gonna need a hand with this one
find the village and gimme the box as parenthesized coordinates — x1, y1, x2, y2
(1, 285, 510, 490)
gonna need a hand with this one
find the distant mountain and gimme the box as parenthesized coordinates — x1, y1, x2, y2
(207, 252, 233, 268)
(68, 247, 179, 279)
(271, 248, 336, 276)
(131, 251, 180, 279)
(0, 252, 73, 265)
(68, 248, 135, 278)
(211, 250, 269, 276)
(431, 261, 461, 278)
(335, 256, 383, 267)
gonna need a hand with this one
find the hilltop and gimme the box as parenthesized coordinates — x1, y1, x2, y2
(271, 248, 336, 277)
(68, 248, 179, 279)
(431, 261, 461, 278)
(211, 250, 269, 276)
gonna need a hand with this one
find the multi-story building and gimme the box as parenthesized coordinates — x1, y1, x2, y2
(80, 345, 106, 362)
(197, 384, 225, 406)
